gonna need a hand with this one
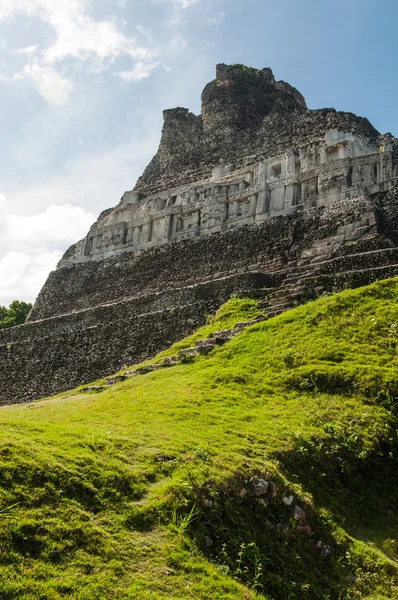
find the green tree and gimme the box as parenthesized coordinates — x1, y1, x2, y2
(0, 300, 32, 330)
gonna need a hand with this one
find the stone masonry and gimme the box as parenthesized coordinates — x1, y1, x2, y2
(61, 65, 395, 266)
(1, 64, 398, 405)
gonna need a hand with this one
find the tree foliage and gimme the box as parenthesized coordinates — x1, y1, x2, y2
(0, 300, 32, 329)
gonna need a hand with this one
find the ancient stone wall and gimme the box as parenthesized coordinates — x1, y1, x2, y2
(1, 63, 398, 407)
(59, 64, 396, 267)
(1, 193, 396, 406)
(0, 273, 268, 405)
(30, 195, 378, 321)
(134, 64, 380, 198)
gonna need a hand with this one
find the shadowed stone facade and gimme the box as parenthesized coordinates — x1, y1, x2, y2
(1, 64, 398, 405)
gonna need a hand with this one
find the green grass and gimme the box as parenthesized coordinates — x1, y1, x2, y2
(0, 281, 398, 599)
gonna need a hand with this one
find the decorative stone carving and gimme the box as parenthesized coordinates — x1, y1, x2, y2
(182, 211, 200, 231)
(152, 218, 164, 241)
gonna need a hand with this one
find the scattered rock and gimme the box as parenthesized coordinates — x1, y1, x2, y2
(212, 329, 235, 340)
(276, 523, 289, 536)
(161, 356, 177, 366)
(249, 478, 269, 496)
(239, 488, 247, 497)
(178, 348, 196, 358)
(296, 521, 311, 535)
(196, 345, 215, 355)
(36, 525, 46, 535)
(322, 544, 332, 559)
(282, 495, 294, 506)
(202, 499, 213, 509)
(292, 505, 306, 521)
(194, 338, 218, 347)
(155, 454, 177, 463)
(81, 385, 105, 393)
(204, 536, 214, 548)
(124, 369, 138, 377)
(234, 321, 252, 328)
(316, 540, 333, 559)
(135, 365, 162, 375)
(104, 375, 126, 386)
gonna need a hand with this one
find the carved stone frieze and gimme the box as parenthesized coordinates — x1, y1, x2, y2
(72, 133, 396, 265)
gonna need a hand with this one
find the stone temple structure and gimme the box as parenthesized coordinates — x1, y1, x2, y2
(1, 64, 398, 404)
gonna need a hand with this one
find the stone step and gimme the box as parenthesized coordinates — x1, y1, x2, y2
(266, 308, 287, 318)
(259, 293, 296, 307)
(212, 328, 242, 339)
(178, 345, 215, 358)
(277, 248, 398, 284)
(233, 316, 267, 329)
(265, 302, 294, 315)
(281, 276, 316, 288)
(124, 364, 164, 377)
(105, 374, 127, 385)
(293, 263, 398, 290)
(194, 337, 225, 348)
(101, 256, 398, 390)
(161, 356, 179, 366)
(298, 246, 398, 274)
(263, 263, 398, 317)
(82, 385, 105, 393)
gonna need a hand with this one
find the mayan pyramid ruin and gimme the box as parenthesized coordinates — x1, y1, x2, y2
(1, 63, 398, 404)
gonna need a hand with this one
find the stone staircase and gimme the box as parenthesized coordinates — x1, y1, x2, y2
(260, 246, 398, 318)
(90, 316, 269, 390)
(80, 246, 398, 392)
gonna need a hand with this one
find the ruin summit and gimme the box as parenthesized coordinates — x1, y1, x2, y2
(1, 63, 398, 405)
(61, 63, 396, 265)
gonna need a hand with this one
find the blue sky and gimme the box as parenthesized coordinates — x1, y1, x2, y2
(0, 0, 397, 304)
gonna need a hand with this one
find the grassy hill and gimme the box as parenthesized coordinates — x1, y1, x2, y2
(0, 279, 397, 599)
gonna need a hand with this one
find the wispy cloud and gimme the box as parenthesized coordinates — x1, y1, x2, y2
(0, 194, 95, 304)
(156, 0, 202, 7)
(0, 0, 232, 305)
(0, 0, 160, 104)
(116, 60, 161, 82)
(17, 61, 72, 107)
(176, 0, 201, 7)
(0, 125, 160, 305)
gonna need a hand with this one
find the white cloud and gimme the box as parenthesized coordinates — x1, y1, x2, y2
(0, 193, 7, 216)
(0, 194, 95, 304)
(117, 60, 160, 82)
(41, 5, 143, 66)
(0, 125, 159, 305)
(20, 61, 72, 107)
(178, 0, 201, 7)
(0, 0, 160, 104)
(7, 204, 94, 245)
(208, 10, 225, 26)
(136, 25, 154, 43)
(4, 125, 160, 215)
(16, 44, 39, 56)
(0, 249, 62, 306)
(155, 0, 201, 7)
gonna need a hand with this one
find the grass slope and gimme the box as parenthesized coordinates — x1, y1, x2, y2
(0, 282, 397, 599)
